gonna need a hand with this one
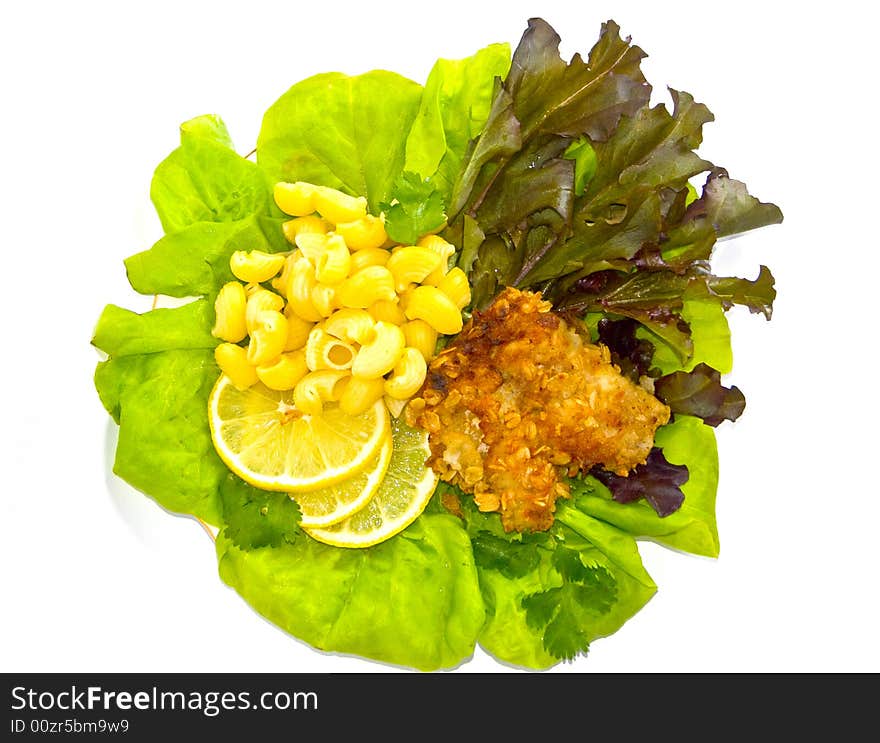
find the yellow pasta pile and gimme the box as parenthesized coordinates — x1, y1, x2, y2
(211, 181, 470, 418)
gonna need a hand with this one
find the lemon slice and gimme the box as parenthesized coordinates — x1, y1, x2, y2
(304, 416, 438, 548)
(294, 435, 393, 528)
(208, 375, 390, 492)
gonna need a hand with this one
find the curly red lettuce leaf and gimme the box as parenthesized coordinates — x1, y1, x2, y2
(654, 362, 746, 426)
(558, 260, 776, 364)
(447, 18, 651, 308)
(523, 89, 716, 287)
(448, 17, 782, 377)
(591, 448, 689, 518)
(595, 316, 659, 381)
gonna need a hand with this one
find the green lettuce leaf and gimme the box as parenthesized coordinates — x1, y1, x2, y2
(447, 488, 655, 668)
(151, 114, 271, 233)
(405, 42, 511, 200)
(257, 71, 423, 213)
(216, 512, 485, 672)
(95, 349, 224, 525)
(91, 300, 217, 356)
(648, 297, 732, 375)
(124, 215, 288, 299)
(93, 301, 224, 525)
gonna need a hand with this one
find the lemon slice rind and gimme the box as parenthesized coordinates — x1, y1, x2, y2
(208, 375, 390, 493)
(294, 434, 393, 528)
(303, 422, 438, 549)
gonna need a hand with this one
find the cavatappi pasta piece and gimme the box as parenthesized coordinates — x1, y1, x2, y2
(396, 283, 416, 314)
(310, 283, 337, 318)
(215, 343, 259, 391)
(338, 374, 386, 416)
(418, 233, 456, 258)
(294, 232, 329, 264)
(348, 246, 390, 274)
(283, 309, 314, 351)
(281, 215, 329, 245)
(305, 326, 356, 371)
(245, 288, 285, 334)
(255, 349, 309, 391)
(418, 234, 456, 285)
(293, 369, 349, 416)
(229, 250, 286, 284)
(323, 308, 376, 345)
(402, 319, 438, 362)
(314, 234, 351, 285)
(313, 186, 368, 224)
(271, 251, 301, 297)
(386, 246, 443, 293)
(437, 267, 471, 309)
(403, 285, 463, 335)
(286, 257, 323, 322)
(368, 299, 406, 325)
(384, 347, 427, 400)
(212, 281, 248, 343)
(334, 214, 387, 251)
(352, 321, 405, 379)
(274, 181, 317, 217)
(246, 310, 288, 366)
(336, 265, 397, 308)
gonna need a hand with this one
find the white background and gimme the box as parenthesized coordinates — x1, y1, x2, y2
(2, 0, 878, 674)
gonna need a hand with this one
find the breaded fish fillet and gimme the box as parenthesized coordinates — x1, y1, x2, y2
(405, 287, 670, 532)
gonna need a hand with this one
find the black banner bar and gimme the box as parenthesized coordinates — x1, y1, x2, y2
(1, 672, 873, 736)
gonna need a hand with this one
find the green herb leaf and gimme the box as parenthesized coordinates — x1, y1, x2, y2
(450, 489, 653, 668)
(471, 532, 541, 579)
(380, 172, 447, 244)
(219, 474, 301, 550)
(522, 549, 617, 661)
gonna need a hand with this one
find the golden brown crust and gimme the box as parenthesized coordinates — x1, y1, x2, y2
(405, 287, 670, 532)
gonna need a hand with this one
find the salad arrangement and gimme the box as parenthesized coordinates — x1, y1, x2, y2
(92, 17, 782, 671)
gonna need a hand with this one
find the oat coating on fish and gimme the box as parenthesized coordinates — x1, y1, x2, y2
(405, 287, 671, 533)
